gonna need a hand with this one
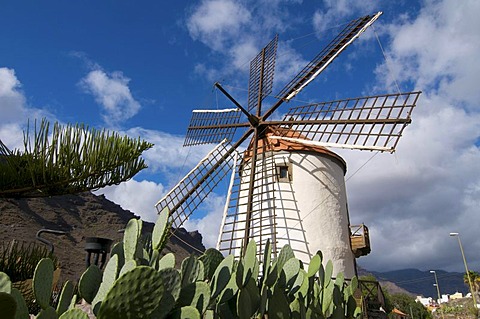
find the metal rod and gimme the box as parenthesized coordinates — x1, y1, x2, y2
(214, 82, 258, 127)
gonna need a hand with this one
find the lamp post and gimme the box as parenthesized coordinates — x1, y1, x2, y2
(430, 270, 445, 319)
(450, 232, 477, 308)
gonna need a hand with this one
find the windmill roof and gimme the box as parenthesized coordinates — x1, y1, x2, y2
(243, 125, 346, 172)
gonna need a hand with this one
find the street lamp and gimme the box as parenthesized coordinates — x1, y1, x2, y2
(450, 232, 477, 307)
(430, 270, 445, 319)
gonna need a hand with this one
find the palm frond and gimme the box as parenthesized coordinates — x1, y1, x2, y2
(0, 119, 153, 197)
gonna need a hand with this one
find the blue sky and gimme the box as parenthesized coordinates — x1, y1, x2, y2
(1, 0, 480, 275)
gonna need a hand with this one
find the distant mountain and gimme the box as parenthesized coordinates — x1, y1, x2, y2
(365, 268, 467, 297)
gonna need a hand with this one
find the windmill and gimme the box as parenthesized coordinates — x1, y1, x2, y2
(155, 12, 421, 278)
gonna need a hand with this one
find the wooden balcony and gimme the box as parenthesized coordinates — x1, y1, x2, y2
(350, 224, 371, 257)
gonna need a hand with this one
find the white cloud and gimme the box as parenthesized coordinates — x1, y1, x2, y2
(313, 0, 377, 34)
(0, 67, 52, 150)
(183, 193, 226, 248)
(124, 127, 213, 184)
(0, 67, 27, 124)
(96, 179, 165, 223)
(187, 0, 251, 52)
(342, 0, 480, 272)
(80, 69, 141, 127)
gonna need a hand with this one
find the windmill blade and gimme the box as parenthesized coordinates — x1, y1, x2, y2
(217, 148, 277, 258)
(247, 35, 278, 115)
(262, 12, 381, 122)
(217, 129, 312, 261)
(271, 91, 421, 152)
(155, 139, 238, 228)
(184, 108, 247, 146)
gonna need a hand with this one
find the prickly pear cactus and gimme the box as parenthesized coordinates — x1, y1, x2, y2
(92, 254, 119, 314)
(199, 248, 224, 280)
(97, 266, 165, 319)
(11, 287, 29, 319)
(56, 280, 75, 316)
(181, 255, 204, 287)
(33, 258, 54, 310)
(0, 272, 11, 293)
(0, 292, 16, 319)
(123, 218, 141, 261)
(78, 265, 102, 304)
(59, 308, 89, 319)
(152, 207, 169, 250)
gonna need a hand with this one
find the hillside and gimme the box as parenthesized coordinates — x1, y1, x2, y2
(0, 192, 205, 282)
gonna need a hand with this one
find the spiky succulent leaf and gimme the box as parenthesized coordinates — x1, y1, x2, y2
(237, 288, 252, 319)
(181, 256, 204, 287)
(217, 272, 239, 304)
(279, 257, 300, 290)
(119, 259, 137, 277)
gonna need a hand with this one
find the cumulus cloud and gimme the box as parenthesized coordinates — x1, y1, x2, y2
(340, 0, 480, 272)
(0, 67, 51, 150)
(0, 67, 27, 124)
(186, 0, 310, 86)
(80, 69, 141, 127)
(96, 179, 165, 222)
(187, 0, 251, 52)
(183, 193, 227, 248)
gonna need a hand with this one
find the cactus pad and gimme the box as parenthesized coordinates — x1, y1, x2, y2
(0, 292, 16, 319)
(33, 258, 54, 310)
(97, 266, 165, 319)
(0, 272, 11, 293)
(79, 265, 102, 304)
(57, 280, 75, 316)
(59, 308, 89, 319)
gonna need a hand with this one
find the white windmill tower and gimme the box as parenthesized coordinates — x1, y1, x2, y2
(155, 12, 421, 278)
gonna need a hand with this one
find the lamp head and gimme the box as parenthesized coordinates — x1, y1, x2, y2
(449, 232, 459, 236)
(430, 270, 436, 274)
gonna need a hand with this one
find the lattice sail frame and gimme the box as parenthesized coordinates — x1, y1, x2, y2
(155, 139, 236, 229)
(278, 92, 422, 152)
